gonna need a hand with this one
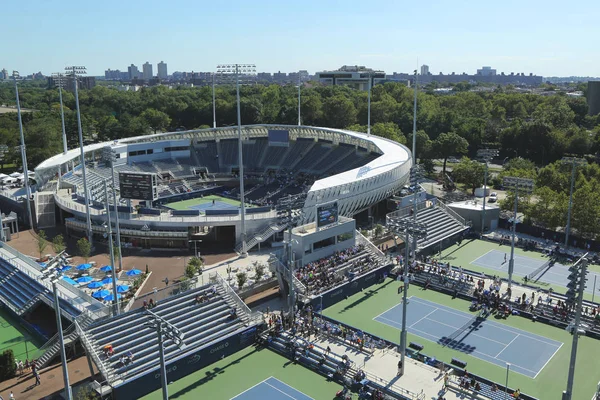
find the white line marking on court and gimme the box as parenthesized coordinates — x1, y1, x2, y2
(469, 249, 495, 266)
(419, 316, 509, 346)
(266, 377, 315, 400)
(409, 309, 438, 328)
(494, 334, 520, 358)
(372, 295, 418, 321)
(409, 297, 562, 347)
(263, 382, 299, 399)
(534, 341, 564, 379)
(230, 377, 271, 400)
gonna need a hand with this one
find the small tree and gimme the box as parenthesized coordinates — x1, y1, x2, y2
(226, 265, 233, 281)
(236, 272, 248, 289)
(188, 256, 203, 275)
(254, 263, 266, 282)
(51, 234, 65, 254)
(145, 264, 149, 274)
(0, 349, 16, 380)
(37, 230, 48, 260)
(185, 263, 197, 279)
(113, 241, 120, 260)
(77, 237, 91, 263)
(374, 224, 384, 238)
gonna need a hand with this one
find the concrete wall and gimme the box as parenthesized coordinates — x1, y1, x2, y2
(588, 81, 600, 116)
(289, 218, 356, 266)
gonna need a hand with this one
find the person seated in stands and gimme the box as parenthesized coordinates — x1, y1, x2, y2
(512, 388, 521, 398)
(491, 384, 498, 392)
(143, 300, 148, 309)
(209, 286, 217, 297)
(229, 308, 237, 320)
(148, 299, 156, 309)
(103, 344, 114, 358)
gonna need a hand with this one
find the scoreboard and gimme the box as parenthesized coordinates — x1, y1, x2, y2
(119, 172, 157, 201)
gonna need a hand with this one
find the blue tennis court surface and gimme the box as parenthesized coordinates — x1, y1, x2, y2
(374, 297, 562, 378)
(471, 249, 600, 294)
(188, 201, 238, 211)
(231, 377, 314, 400)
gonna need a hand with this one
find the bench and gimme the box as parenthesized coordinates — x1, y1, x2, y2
(451, 358, 467, 368)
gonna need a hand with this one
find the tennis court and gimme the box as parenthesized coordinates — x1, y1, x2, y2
(0, 308, 39, 361)
(373, 296, 562, 378)
(471, 249, 600, 294)
(232, 377, 313, 400)
(165, 195, 245, 212)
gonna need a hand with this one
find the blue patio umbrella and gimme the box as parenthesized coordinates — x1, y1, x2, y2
(62, 276, 78, 285)
(77, 276, 94, 284)
(116, 285, 130, 293)
(92, 290, 110, 299)
(101, 277, 113, 285)
(60, 265, 72, 272)
(76, 263, 92, 271)
(104, 293, 122, 301)
(38, 262, 47, 268)
(126, 269, 142, 276)
(100, 265, 112, 272)
(88, 281, 104, 289)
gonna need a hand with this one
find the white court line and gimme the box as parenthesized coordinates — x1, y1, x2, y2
(409, 297, 563, 347)
(409, 309, 438, 328)
(419, 316, 509, 346)
(263, 382, 299, 400)
(266, 377, 315, 400)
(469, 249, 495, 266)
(372, 295, 421, 322)
(534, 342, 564, 379)
(494, 334, 520, 358)
(230, 377, 271, 400)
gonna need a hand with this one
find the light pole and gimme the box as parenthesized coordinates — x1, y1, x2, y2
(212, 73, 217, 129)
(216, 64, 256, 257)
(39, 251, 72, 400)
(189, 239, 202, 258)
(412, 69, 418, 164)
(108, 150, 124, 272)
(386, 217, 428, 376)
(561, 157, 586, 248)
(410, 165, 423, 255)
(504, 362, 511, 400)
(66, 66, 93, 247)
(144, 310, 186, 400)
(103, 180, 120, 316)
(367, 73, 372, 136)
(297, 78, 302, 126)
(503, 177, 534, 290)
(563, 254, 589, 400)
(52, 73, 69, 156)
(478, 149, 499, 235)
(12, 71, 34, 229)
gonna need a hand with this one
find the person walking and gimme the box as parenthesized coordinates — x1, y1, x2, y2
(397, 359, 403, 376)
(33, 369, 41, 386)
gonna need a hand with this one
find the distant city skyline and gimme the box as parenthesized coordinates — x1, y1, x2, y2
(2, 0, 599, 77)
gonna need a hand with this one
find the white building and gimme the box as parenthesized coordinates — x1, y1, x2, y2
(315, 65, 386, 91)
(157, 61, 168, 79)
(420, 64, 430, 76)
(142, 62, 153, 81)
(128, 64, 140, 80)
(477, 66, 497, 76)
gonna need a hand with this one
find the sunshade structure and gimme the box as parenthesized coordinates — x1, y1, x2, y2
(126, 269, 142, 276)
(76, 263, 92, 271)
(101, 277, 113, 285)
(104, 293, 122, 301)
(62, 276, 78, 285)
(100, 265, 112, 272)
(60, 265, 72, 272)
(88, 281, 104, 289)
(116, 285, 130, 293)
(76, 276, 94, 284)
(92, 290, 111, 299)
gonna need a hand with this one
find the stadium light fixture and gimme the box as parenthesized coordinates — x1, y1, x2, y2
(144, 310, 186, 400)
(52, 73, 69, 155)
(107, 151, 124, 272)
(212, 73, 217, 129)
(561, 157, 587, 248)
(39, 251, 73, 400)
(412, 69, 418, 165)
(12, 71, 34, 229)
(66, 66, 93, 247)
(478, 149, 500, 236)
(503, 176, 534, 290)
(216, 64, 256, 257)
(386, 218, 428, 377)
(103, 180, 120, 316)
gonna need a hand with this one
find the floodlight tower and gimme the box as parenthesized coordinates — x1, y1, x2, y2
(367, 72, 372, 136)
(39, 251, 73, 400)
(561, 157, 587, 248)
(478, 149, 500, 235)
(52, 73, 69, 155)
(297, 77, 302, 126)
(108, 151, 124, 272)
(212, 72, 217, 129)
(386, 217, 428, 376)
(12, 71, 34, 229)
(103, 180, 120, 315)
(503, 176, 534, 289)
(216, 64, 256, 257)
(145, 310, 186, 400)
(66, 66, 93, 246)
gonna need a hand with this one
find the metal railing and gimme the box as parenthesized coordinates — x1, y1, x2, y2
(436, 199, 467, 227)
(269, 257, 307, 295)
(358, 368, 425, 400)
(75, 319, 118, 384)
(386, 200, 430, 221)
(355, 230, 385, 259)
(30, 323, 77, 363)
(213, 272, 256, 320)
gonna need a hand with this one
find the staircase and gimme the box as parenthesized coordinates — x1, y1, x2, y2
(235, 222, 288, 254)
(32, 323, 78, 368)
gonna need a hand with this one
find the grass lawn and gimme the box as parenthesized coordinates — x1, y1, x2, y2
(323, 278, 600, 400)
(141, 345, 346, 399)
(0, 308, 41, 361)
(438, 239, 600, 302)
(165, 195, 250, 211)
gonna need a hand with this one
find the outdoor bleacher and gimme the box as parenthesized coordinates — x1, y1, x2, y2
(84, 283, 250, 381)
(219, 139, 239, 166)
(192, 142, 219, 171)
(280, 138, 315, 168)
(242, 138, 267, 171)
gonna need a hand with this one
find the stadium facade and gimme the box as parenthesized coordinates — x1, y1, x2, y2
(34, 125, 412, 252)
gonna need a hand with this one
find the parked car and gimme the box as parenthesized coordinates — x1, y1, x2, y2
(448, 156, 459, 163)
(488, 192, 498, 203)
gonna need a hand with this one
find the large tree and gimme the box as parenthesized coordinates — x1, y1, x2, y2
(140, 108, 171, 134)
(451, 157, 485, 195)
(432, 132, 469, 175)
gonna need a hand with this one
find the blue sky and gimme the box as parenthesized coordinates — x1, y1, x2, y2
(2, 0, 598, 77)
